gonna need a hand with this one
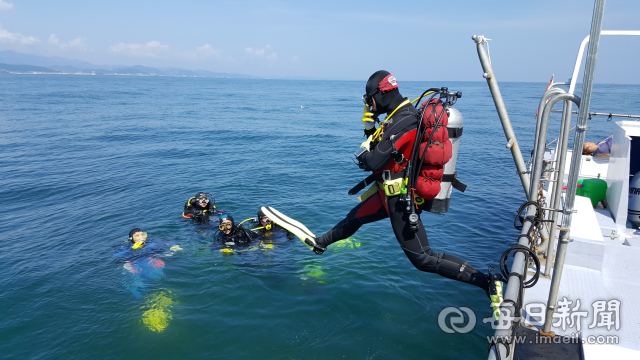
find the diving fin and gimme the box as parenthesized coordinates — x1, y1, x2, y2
(260, 206, 323, 253)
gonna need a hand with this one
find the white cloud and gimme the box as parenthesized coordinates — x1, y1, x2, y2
(0, 26, 39, 44)
(245, 45, 277, 60)
(181, 44, 220, 59)
(0, 1, 13, 11)
(109, 40, 169, 57)
(48, 34, 87, 51)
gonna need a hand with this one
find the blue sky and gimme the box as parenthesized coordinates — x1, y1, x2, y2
(0, 0, 639, 82)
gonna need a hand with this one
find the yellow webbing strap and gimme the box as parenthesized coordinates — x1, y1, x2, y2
(357, 182, 380, 202)
(374, 99, 411, 141)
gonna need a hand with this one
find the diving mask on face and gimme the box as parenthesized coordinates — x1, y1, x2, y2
(197, 193, 214, 206)
(362, 87, 379, 107)
(219, 223, 233, 230)
(132, 232, 147, 241)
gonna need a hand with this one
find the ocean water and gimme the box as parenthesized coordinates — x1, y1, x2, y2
(0, 75, 637, 360)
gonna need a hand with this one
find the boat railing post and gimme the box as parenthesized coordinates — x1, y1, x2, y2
(472, 35, 531, 195)
(488, 203, 538, 360)
(473, 34, 551, 246)
(544, 100, 576, 276)
(531, 88, 566, 188)
(488, 92, 580, 360)
(529, 94, 581, 201)
(542, 0, 606, 336)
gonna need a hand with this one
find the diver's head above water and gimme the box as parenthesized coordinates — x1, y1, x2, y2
(128, 228, 147, 249)
(194, 192, 213, 209)
(257, 209, 272, 227)
(363, 70, 405, 116)
(219, 215, 234, 235)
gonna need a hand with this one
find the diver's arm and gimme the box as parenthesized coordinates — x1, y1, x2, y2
(360, 135, 395, 171)
(360, 108, 418, 171)
(183, 199, 195, 218)
(113, 245, 131, 258)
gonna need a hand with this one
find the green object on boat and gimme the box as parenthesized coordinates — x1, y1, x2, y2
(576, 178, 607, 207)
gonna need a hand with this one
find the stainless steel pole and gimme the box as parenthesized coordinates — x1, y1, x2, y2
(529, 94, 581, 206)
(544, 100, 575, 276)
(473, 35, 531, 194)
(473, 35, 551, 246)
(542, 0, 606, 335)
(531, 88, 566, 195)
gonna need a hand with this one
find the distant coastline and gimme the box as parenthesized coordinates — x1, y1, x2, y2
(0, 70, 252, 78)
(0, 50, 259, 79)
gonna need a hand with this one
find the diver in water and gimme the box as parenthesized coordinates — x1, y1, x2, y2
(297, 71, 501, 299)
(114, 228, 180, 257)
(113, 228, 182, 298)
(113, 228, 182, 332)
(182, 192, 220, 224)
(248, 209, 294, 240)
(215, 215, 254, 245)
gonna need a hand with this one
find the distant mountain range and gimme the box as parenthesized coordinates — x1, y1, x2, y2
(0, 50, 258, 78)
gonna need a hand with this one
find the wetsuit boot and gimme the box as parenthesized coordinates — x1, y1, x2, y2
(302, 237, 327, 255)
(486, 269, 505, 321)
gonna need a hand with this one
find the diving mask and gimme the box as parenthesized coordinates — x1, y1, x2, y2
(132, 232, 147, 241)
(197, 197, 209, 204)
(219, 223, 233, 230)
(362, 88, 379, 106)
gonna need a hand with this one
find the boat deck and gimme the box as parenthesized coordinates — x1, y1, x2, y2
(520, 189, 640, 358)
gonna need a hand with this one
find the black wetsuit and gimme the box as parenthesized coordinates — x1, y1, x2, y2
(216, 225, 254, 245)
(183, 198, 216, 224)
(315, 101, 488, 291)
(248, 220, 294, 240)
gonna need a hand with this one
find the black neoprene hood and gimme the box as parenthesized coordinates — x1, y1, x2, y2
(365, 70, 406, 115)
(129, 228, 143, 240)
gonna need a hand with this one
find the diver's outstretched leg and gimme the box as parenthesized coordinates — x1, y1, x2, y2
(313, 190, 389, 252)
(386, 196, 489, 291)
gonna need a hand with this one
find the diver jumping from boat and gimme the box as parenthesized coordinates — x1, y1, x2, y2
(265, 71, 502, 298)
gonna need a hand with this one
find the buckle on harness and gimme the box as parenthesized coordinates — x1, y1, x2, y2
(382, 170, 392, 181)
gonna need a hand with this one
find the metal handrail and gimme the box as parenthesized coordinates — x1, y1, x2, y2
(542, 0, 607, 335)
(481, 1, 606, 358)
(568, 30, 640, 94)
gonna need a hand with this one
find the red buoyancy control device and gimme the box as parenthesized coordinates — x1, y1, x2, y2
(415, 99, 452, 201)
